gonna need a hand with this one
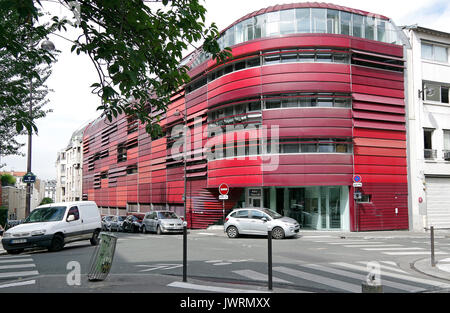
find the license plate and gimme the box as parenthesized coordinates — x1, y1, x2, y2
(11, 239, 27, 244)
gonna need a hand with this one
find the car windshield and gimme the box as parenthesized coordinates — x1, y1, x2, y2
(158, 212, 178, 219)
(261, 208, 282, 219)
(23, 206, 67, 223)
(118, 216, 125, 221)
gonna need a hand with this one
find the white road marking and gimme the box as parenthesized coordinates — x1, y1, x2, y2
(0, 270, 39, 279)
(0, 263, 36, 270)
(233, 269, 292, 284)
(0, 280, 36, 289)
(383, 251, 448, 255)
(362, 247, 424, 251)
(332, 262, 450, 288)
(274, 266, 361, 293)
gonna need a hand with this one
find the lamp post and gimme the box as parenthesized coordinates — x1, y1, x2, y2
(174, 108, 188, 282)
(25, 39, 55, 217)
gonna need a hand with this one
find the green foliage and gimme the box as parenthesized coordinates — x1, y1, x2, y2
(0, 3, 58, 160)
(39, 197, 53, 205)
(0, 174, 16, 186)
(1, 0, 232, 140)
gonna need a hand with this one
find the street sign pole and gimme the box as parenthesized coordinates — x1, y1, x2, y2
(218, 183, 229, 224)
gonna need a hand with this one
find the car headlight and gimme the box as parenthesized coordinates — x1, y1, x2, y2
(2, 232, 12, 238)
(31, 229, 47, 236)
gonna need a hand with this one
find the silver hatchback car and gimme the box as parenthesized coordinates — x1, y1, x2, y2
(141, 211, 184, 234)
(224, 208, 300, 239)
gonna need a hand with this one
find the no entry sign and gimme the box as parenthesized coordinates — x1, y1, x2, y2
(219, 183, 229, 195)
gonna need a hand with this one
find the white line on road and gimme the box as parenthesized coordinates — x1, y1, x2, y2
(168, 281, 270, 293)
(0, 263, 36, 270)
(343, 244, 403, 248)
(326, 241, 384, 245)
(0, 258, 34, 264)
(233, 269, 292, 284)
(362, 247, 424, 251)
(0, 270, 39, 279)
(356, 261, 408, 274)
(382, 251, 449, 255)
(0, 280, 36, 289)
(332, 262, 450, 288)
(303, 264, 424, 293)
(274, 266, 361, 293)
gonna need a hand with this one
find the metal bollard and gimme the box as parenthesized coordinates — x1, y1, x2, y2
(267, 227, 273, 291)
(88, 232, 117, 281)
(430, 226, 435, 267)
(183, 222, 187, 282)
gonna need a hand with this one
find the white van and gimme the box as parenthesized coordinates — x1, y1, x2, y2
(1, 201, 102, 254)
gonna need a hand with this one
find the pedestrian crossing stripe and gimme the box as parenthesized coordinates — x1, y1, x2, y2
(0, 256, 39, 288)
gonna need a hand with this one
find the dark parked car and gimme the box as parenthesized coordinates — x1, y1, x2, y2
(122, 214, 143, 233)
(110, 215, 126, 232)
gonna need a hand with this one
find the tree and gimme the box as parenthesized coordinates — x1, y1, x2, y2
(0, 2, 57, 161)
(39, 197, 53, 205)
(1, 0, 231, 139)
(0, 174, 17, 186)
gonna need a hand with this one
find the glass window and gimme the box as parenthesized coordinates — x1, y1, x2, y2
(435, 46, 448, 63)
(296, 8, 311, 33)
(247, 57, 261, 67)
(248, 101, 261, 111)
(282, 144, 299, 153)
(326, 9, 339, 34)
(377, 19, 387, 42)
(424, 82, 441, 102)
(234, 61, 246, 71)
(444, 130, 450, 150)
(421, 43, 433, 60)
(254, 15, 263, 39)
(311, 8, 326, 33)
(317, 98, 333, 107)
(243, 20, 254, 41)
(264, 53, 281, 64)
(364, 16, 375, 40)
(225, 26, 235, 47)
(319, 141, 335, 152)
(265, 99, 281, 109)
(316, 53, 333, 62)
(442, 87, 449, 103)
(280, 9, 296, 34)
(340, 11, 351, 35)
(235, 21, 244, 45)
(67, 207, 80, 220)
(267, 11, 280, 36)
(352, 14, 364, 38)
(299, 53, 315, 62)
(23, 206, 67, 223)
(281, 52, 297, 63)
(282, 97, 298, 108)
(250, 210, 265, 219)
(236, 210, 249, 218)
(301, 143, 317, 152)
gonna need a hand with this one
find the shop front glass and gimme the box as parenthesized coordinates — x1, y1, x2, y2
(262, 186, 349, 230)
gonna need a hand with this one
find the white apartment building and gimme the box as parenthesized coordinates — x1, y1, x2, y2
(404, 26, 450, 230)
(55, 125, 86, 202)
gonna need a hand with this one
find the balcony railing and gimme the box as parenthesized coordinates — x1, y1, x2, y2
(424, 149, 437, 160)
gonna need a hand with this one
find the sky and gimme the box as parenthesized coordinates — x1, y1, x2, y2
(2, 0, 450, 180)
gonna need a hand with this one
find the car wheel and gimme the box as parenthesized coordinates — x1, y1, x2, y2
(90, 230, 100, 246)
(271, 227, 285, 240)
(48, 234, 65, 252)
(226, 226, 239, 238)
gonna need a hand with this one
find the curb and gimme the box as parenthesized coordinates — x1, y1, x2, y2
(411, 257, 450, 283)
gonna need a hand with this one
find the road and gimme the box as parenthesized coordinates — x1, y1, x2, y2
(1, 229, 450, 293)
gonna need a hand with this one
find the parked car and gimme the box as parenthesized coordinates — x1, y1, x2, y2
(224, 208, 300, 239)
(101, 215, 114, 231)
(1, 201, 102, 254)
(110, 215, 126, 232)
(141, 211, 184, 234)
(122, 214, 143, 233)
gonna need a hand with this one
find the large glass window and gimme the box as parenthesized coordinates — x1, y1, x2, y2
(352, 14, 364, 38)
(326, 9, 339, 34)
(296, 8, 310, 33)
(364, 16, 375, 40)
(280, 9, 296, 34)
(266, 11, 280, 36)
(311, 8, 326, 33)
(377, 19, 387, 42)
(340, 11, 351, 35)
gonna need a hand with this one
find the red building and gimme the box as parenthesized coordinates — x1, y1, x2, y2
(82, 3, 408, 231)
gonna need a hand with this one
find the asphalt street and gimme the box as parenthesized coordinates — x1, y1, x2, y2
(1, 228, 450, 293)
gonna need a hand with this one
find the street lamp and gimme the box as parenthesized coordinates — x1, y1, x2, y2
(25, 39, 56, 217)
(173, 108, 188, 282)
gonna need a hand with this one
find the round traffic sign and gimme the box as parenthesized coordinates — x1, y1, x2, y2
(218, 183, 229, 195)
(353, 175, 362, 183)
